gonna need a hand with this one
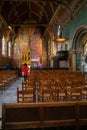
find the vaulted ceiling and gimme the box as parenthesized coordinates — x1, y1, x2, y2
(0, 0, 86, 37)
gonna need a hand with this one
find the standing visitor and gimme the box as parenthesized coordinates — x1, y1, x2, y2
(22, 63, 28, 81)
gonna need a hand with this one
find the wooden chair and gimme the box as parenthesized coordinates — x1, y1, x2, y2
(56, 81, 67, 101)
(38, 80, 50, 102)
(42, 88, 59, 102)
(17, 87, 35, 103)
(22, 80, 35, 90)
(82, 89, 87, 100)
(67, 87, 82, 101)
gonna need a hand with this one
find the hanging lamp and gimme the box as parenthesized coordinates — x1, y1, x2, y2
(54, 25, 67, 43)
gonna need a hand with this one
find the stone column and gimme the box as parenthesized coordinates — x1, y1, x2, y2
(71, 51, 76, 72)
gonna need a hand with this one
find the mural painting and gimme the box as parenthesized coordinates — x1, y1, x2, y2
(13, 27, 42, 68)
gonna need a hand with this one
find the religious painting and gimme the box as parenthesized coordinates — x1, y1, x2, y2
(30, 28, 42, 67)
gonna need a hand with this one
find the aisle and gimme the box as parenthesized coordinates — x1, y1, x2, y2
(0, 77, 23, 129)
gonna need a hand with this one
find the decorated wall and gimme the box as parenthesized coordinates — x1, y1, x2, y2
(13, 26, 42, 68)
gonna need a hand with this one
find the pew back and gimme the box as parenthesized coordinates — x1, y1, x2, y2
(2, 102, 77, 130)
(78, 101, 87, 127)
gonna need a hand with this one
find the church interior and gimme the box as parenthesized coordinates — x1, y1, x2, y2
(0, 0, 87, 130)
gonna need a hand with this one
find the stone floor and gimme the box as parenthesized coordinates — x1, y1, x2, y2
(0, 77, 23, 129)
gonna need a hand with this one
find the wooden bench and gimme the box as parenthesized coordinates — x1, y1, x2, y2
(2, 102, 77, 130)
(78, 101, 87, 129)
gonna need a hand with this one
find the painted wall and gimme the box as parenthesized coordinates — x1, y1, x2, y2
(13, 27, 43, 68)
(63, 6, 87, 49)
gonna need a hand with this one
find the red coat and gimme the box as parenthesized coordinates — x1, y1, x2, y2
(22, 65, 28, 75)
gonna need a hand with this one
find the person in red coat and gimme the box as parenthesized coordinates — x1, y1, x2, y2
(22, 63, 28, 81)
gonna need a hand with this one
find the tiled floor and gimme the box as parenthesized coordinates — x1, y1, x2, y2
(0, 77, 23, 129)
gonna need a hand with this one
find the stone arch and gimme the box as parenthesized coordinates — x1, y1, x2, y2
(72, 25, 87, 50)
(71, 25, 87, 72)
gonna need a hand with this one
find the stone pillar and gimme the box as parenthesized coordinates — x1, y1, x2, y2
(71, 51, 76, 72)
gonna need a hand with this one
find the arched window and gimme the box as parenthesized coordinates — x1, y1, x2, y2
(52, 39, 55, 55)
(2, 36, 7, 56)
(48, 39, 51, 56)
(8, 41, 12, 57)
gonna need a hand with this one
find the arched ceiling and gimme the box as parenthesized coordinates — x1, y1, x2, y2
(0, 0, 86, 37)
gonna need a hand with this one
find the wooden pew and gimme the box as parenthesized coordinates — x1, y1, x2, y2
(2, 101, 78, 130)
(78, 101, 87, 129)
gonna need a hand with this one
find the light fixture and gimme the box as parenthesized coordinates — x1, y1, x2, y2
(54, 25, 67, 43)
(54, 37, 67, 43)
(8, 26, 12, 31)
